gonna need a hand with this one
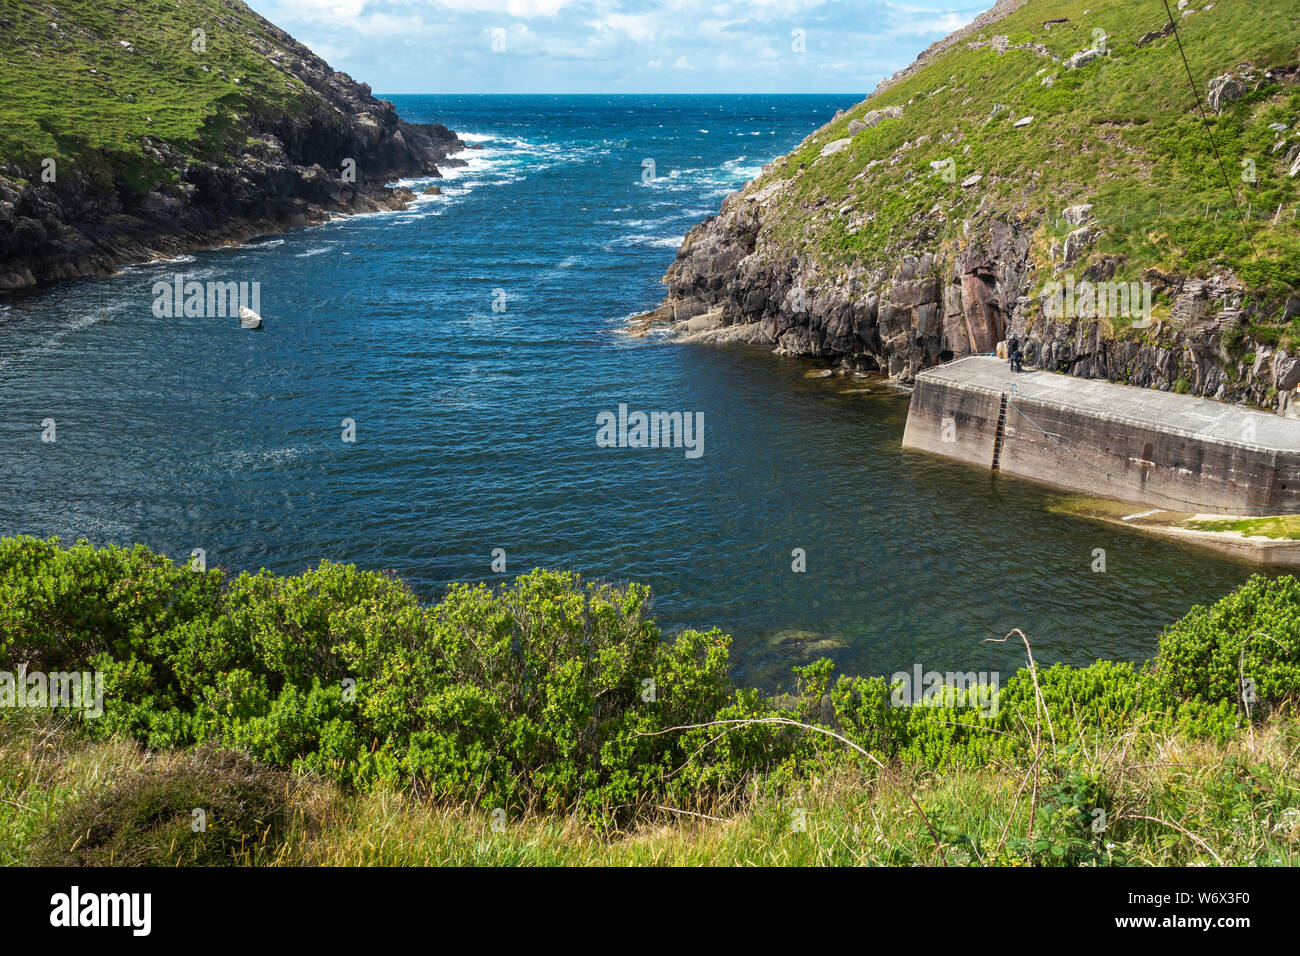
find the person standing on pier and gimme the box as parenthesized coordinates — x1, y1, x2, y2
(1007, 333, 1022, 372)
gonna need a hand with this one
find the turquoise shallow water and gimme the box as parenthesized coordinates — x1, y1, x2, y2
(0, 95, 1260, 689)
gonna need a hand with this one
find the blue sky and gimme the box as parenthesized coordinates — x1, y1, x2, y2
(247, 0, 989, 94)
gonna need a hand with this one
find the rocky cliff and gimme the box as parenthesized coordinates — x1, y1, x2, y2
(0, 0, 464, 291)
(634, 0, 1300, 411)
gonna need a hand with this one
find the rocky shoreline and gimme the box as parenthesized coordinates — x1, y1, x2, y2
(629, 0, 1300, 414)
(630, 197, 1300, 413)
(0, 8, 465, 292)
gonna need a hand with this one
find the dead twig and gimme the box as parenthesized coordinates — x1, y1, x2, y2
(1119, 812, 1224, 866)
(651, 804, 730, 824)
(1239, 632, 1287, 742)
(986, 628, 1057, 754)
(0, 796, 37, 813)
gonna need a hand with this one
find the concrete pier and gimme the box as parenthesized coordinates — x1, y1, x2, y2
(902, 356, 1300, 513)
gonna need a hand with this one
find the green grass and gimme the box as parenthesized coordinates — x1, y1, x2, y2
(0, 0, 315, 190)
(1188, 515, 1300, 539)
(743, 0, 1300, 332)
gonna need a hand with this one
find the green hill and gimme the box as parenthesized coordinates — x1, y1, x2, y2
(640, 0, 1300, 408)
(0, 0, 463, 290)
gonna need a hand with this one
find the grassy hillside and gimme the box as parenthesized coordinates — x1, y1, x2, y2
(2, 536, 1299, 865)
(646, 0, 1300, 395)
(0, 0, 316, 189)
(769, 0, 1299, 316)
(0, 0, 460, 289)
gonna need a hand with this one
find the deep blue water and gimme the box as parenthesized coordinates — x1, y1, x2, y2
(0, 95, 1259, 688)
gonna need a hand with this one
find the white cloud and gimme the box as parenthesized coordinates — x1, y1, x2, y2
(247, 0, 982, 93)
(353, 12, 429, 38)
(429, 0, 580, 15)
(887, 11, 975, 36)
(262, 0, 366, 24)
(587, 12, 661, 45)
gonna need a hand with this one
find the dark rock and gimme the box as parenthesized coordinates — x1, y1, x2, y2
(1277, 353, 1300, 391)
(1136, 22, 1175, 48)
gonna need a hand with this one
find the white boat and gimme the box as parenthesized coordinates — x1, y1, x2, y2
(239, 306, 262, 329)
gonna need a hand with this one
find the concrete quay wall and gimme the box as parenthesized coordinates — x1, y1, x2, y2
(902, 357, 1300, 513)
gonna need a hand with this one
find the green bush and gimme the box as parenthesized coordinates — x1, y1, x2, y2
(0, 534, 222, 675)
(0, 537, 792, 825)
(1155, 574, 1300, 714)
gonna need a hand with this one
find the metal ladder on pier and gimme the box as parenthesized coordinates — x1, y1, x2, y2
(991, 393, 1009, 472)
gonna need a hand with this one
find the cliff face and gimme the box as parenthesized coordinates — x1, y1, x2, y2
(0, 0, 464, 291)
(636, 0, 1300, 410)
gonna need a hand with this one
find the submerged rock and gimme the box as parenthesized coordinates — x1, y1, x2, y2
(765, 629, 849, 657)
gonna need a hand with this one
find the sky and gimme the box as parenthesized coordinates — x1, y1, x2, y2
(246, 0, 990, 95)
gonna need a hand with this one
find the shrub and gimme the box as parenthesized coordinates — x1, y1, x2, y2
(1013, 770, 1119, 866)
(831, 673, 909, 760)
(1155, 574, 1300, 715)
(345, 571, 745, 821)
(0, 535, 221, 674)
(0, 538, 769, 825)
